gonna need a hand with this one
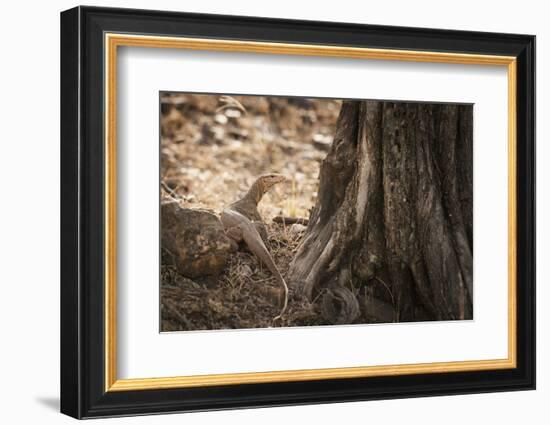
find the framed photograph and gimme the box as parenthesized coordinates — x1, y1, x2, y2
(60, 6, 535, 419)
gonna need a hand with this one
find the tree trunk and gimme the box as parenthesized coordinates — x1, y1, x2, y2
(288, 100, 473, 324)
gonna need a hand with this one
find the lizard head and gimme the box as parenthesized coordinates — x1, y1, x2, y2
(258, 173, 286, 194)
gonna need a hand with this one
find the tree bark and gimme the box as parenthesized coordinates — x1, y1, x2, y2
(288, 100, 473, 324)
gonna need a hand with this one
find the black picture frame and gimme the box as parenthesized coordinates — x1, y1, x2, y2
(61, 5, 535, 419)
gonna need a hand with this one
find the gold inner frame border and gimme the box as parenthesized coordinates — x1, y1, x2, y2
(104, 33, 517, 392)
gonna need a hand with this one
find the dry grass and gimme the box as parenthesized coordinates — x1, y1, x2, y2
(161, 223, 330, 331)
(160, 93, 340, 331)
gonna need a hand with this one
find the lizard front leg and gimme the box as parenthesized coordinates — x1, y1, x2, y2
(224, 225, 242, 251)
(253, 221, 269, 245)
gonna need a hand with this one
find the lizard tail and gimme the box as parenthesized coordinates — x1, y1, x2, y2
(272, 276, 289, 324)
(241, 225, 289, 323)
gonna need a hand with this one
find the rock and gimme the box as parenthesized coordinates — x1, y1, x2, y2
(161, 201, 233, 278)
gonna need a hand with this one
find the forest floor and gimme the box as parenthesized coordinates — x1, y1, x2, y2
(160, 92, 341, 331)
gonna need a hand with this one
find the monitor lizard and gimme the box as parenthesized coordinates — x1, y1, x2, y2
(221, 174, 289, 322)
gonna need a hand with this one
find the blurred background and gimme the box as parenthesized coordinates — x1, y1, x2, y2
(160, 92, 341, 219)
